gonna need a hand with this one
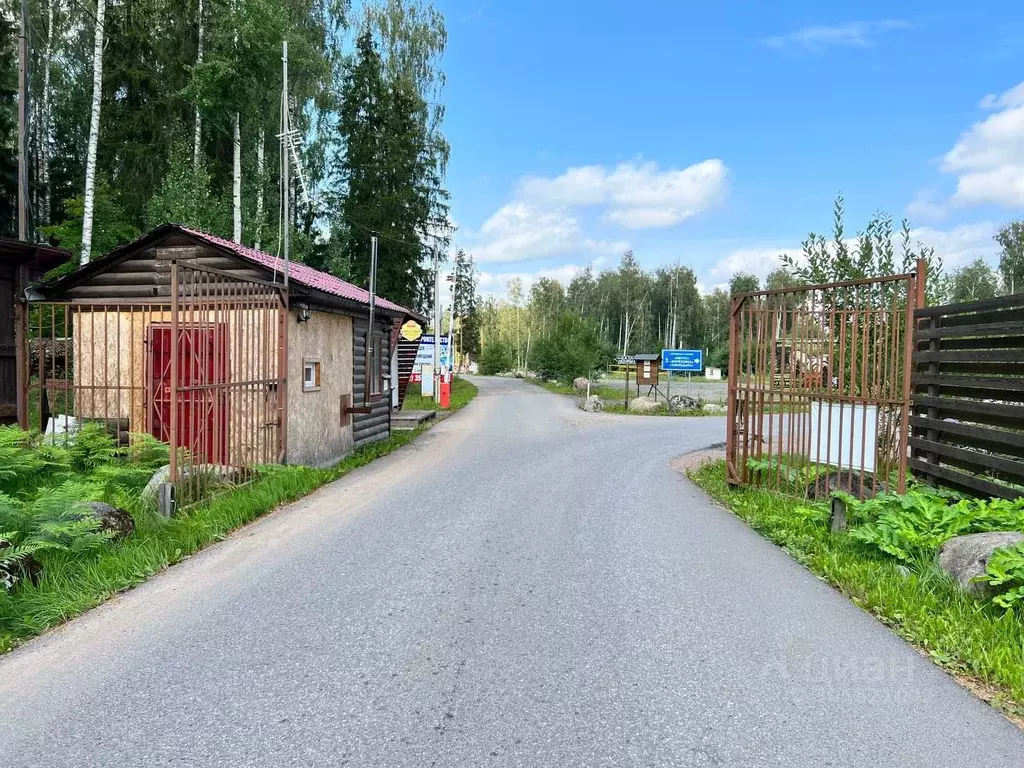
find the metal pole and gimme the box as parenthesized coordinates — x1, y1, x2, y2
(169, 262, 179, 484)
(365, 234, 378, 406)
(281, 40, 290, 289)
(433, 244, 440, 404)
(18, 0, 29, 240)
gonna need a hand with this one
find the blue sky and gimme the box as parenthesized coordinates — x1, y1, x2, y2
(433, 1, 1024, 296)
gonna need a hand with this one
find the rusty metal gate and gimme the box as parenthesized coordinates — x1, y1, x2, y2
(29, 261, 287, 501)
(725, 262, 924, 498)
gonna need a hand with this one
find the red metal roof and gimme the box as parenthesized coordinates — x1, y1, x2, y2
(180, 227, 418, 318)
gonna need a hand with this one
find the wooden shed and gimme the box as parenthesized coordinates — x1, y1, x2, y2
(0, 238, 70, 426)
(30, 225, 424, 469)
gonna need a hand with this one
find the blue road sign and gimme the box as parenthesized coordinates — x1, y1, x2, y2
(661, 349, 703, 372)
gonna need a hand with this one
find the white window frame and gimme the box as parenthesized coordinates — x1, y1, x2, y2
(303, 359, 322, 392)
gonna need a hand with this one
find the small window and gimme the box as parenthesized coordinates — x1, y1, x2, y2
(303, 359, 321, 392)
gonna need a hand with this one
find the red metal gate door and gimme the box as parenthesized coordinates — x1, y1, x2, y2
(147, 325, 229, 464)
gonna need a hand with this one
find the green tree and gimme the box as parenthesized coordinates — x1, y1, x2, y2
(995, 220, 1024, 295)
(729, 272, 760, 295)
(42, 178, 140, 272)
(530, 313, 613, 383)
(947, 258, 1000, 304)
(145, 132, 229, 234)
(0, 13, 17, 238)
(335, 29, 444, 309)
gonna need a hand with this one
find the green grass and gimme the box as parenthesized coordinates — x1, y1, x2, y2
(0, 395, 479, 653)
(689, 459, 1024, 712)
(401, 376, 479, 412)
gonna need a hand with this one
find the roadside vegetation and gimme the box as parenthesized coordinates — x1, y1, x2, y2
(400, 376, 478, 413)
(0, 383, 478, 652)
(690, 459, 1024, 713)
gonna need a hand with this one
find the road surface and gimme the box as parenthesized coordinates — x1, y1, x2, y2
(2, 376, 1021, 766)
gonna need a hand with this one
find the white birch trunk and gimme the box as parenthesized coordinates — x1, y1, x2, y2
(40, 0, 56, 225)
(80, 0, 106, 265)
(232, 112, 241, 242)
(255, 127, 264, 250)
(193, 0, 203, 167)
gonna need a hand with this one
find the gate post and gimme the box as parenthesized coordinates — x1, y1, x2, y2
(169, 261, 179, 484)
(725, 295, 744, 485)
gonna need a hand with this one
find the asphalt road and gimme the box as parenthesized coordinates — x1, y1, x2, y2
(2, 376, 1022, 766)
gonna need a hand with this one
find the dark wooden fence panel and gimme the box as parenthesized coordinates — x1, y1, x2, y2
(911, 293, 1024, 500)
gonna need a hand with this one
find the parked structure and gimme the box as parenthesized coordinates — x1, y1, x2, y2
(27, 225, 424, 472)
(0, 238, 71, 426)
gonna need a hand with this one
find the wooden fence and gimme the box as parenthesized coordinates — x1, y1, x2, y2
(910, 293, 1024, 500)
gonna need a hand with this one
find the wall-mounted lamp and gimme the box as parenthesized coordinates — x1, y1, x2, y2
(295, 303, 312, 323)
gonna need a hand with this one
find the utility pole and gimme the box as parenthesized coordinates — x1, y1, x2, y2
(18, 0, 29, 240)
(433, 244, 441, 404)
(367, 233, 378, 405)
(281, 40, 289, 289)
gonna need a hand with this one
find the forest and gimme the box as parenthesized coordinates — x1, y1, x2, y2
(0, 0, 450, 311)
(468, 199, 1024, 382)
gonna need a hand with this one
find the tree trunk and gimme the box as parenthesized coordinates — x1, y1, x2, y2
(40, 0, 56, 226)
(255, 126, 264, 250)
(232, 112, 241, 243)
(193, 0, 203, 167)
(80, 0, 107, 265)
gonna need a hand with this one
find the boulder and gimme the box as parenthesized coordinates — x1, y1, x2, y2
(628, 396, 663, 414)
(141, 464, 172, 507)
(805, 470, 887, 501)
(702, 403, 726, 414)
(668, 394, 699, 412)
(938, 531, 1024, 599)
(142, 463, 247, 509)
(572, 377, 590, 392)
(77, 501, 135, 540)
(582, 395, 603, 413)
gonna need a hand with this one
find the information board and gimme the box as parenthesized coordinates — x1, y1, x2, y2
(661, 349, 703, 372)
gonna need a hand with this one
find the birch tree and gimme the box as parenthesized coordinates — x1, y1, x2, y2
(193, 0, 203, 168)
(80, 0, 106, 265)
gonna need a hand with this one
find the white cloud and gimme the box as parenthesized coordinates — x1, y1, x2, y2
(707, 245, 805, 287)
(518, 159, 728, 230)
(911, 222, 996, 269)
(929, 80, 1024, 209)
(763, 20, 909, 52)
(469, 201, 629, 263)
(477, 264, 585, 299)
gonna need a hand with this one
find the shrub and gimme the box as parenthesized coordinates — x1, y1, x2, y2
(530, 313, 612, 383)
(479, 340, 515, 375)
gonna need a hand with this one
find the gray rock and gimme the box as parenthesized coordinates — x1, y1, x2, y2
(628, 396, 663, 414)
(141, 465, 172, 508)
(668, 394, 699, 412)
(582, 395, 603, 413)
(77, 501, 135, 540)
(572, 377, 590, 392)
(142, 463, 247, 509)
(702, 403, 726, 414)
(937, 531, 1024, 599)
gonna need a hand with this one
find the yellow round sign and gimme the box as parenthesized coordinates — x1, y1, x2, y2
(400, 320, 423, 341)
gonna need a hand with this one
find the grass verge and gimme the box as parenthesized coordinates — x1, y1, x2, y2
(688, 459, 1024, 718)
(401, 376, 478, 412)
(0, 389, 478, 653)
